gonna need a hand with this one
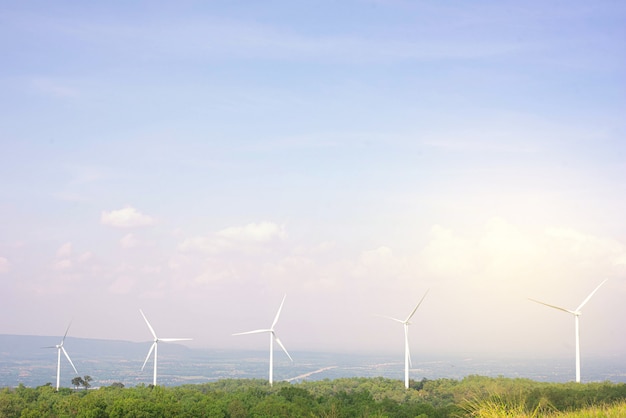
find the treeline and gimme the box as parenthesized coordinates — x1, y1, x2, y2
(1, 376, 626, 417)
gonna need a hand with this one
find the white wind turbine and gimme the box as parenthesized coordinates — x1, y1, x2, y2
(43, 322, 79, 390)
(233, 294, 293, 386)
(378, 290, 429, 389)
(529, 279, 608, 383)
(140, 309, 192, 386)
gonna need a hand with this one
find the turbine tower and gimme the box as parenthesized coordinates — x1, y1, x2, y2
(233, 294, 293, 386)
(43, 322, 79, 390)
(379, 290, 429, 389)
(529, 279, 608, 383)
(140, 309, 192, 386)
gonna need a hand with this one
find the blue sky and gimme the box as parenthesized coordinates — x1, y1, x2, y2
(1, 0, 625, 365)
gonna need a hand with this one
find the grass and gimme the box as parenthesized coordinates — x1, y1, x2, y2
(462, 396, 626, 417)
(555, 401, 626, 417)
(462, 394, 545, 417)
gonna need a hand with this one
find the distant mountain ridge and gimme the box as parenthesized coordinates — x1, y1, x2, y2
(0, 334, 200, 388)
(1, 334, 625, 388)
(0, 334, 192, 360)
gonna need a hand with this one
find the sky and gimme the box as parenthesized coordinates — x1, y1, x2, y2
(1, 0, 625, 363)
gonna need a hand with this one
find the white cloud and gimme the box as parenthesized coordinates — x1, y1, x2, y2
(56, 242, 72, 258)
(216, 221, 286, 242)
(77, 251, 93, 263)
(359, 246, 394, 266)
(141, 265, 162, 274)
(421, 225, 481, 279)
(178, 236, 218, 253)
(179, 221, 286, 255)
(0, 257, 9, 274)
(168, 254, 190, 271)
(120, 233, 139, 249)
(260, 254, 343, 293)
(407, 218, 626, 355)
(101, 207, 155, 228)
(420, 218, 626, 290)
(193, 263, 238, 285)
(545, 226, 626, 262)
(53, 259, 73, 270)
(53, 244, 92, 270)
(351, 246, 406, 280)
(109, 276, 135, 294)
(542, 226, 626, 278)
(46, 242, 94, 279)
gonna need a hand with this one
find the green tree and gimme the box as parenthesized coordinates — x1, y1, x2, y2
(227, 399, 247, 418)
(72, 376, 85, 390)
(82, 375, 93, 389)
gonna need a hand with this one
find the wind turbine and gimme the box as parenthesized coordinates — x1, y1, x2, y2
(378, 290, 429, 389)
(529, 279, 608, 383)
(140, 309, 192, 386)
(233, 294, 293, 386)
(43, 322, 79, 390)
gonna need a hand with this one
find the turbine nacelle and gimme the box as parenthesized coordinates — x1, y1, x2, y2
(377, 289, 429, 389)
(44, 321, 79, 390)
(139, 309, 192, 385)
(233, 294, 292, 385)
(529, 278, 608, 383)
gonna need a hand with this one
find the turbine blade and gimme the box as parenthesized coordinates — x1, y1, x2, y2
(576, 279, 608, 312)
(62, 320, 73, 344)
(406, 289, 429, 322)
(528, 298, 575, 315)
(159, 338, 192, 342)
(139, 309, 158, 340)
(142, 342, 156, 371)
(233, 329, 271, 336)
(61, 347, 78, 375)
(271, 294, 287, 329)
(274, 335, 293, 362)
(375, 314, 405, 324)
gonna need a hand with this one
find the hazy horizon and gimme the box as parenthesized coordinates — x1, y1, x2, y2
(2, 334, 625, 387)
(1, 1, 625, 363)
(3, 332, 626, 360)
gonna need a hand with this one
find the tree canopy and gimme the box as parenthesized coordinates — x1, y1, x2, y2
(0, 376, 625, 417)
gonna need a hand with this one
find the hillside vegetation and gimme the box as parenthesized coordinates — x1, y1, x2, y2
(1, 375, 626, 417)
